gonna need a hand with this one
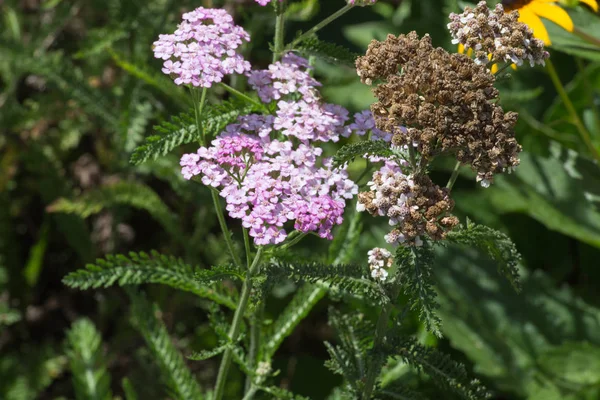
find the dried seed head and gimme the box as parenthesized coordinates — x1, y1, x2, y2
(356, 31, 522, 185)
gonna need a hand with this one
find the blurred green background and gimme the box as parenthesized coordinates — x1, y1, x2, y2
(2, 0, 600, 398)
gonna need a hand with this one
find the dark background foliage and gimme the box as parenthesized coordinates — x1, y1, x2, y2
(2, 0, 600, 399)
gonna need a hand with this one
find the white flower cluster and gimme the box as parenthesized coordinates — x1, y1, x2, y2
(448, 1, 549, 67)
(367, 248, 393, 282)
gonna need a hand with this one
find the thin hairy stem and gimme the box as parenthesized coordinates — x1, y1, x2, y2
(219, 82, 265, 110)
(245, 303, 263, 394)
(289, 4, 353, 49)
(242, 386, 259, 400)
(361, 287, 399, 399)
(446, 161, 461, 190)
(546, 58, 600, 163)
(190, 88, 243, 268)
(213, 247, 265, 400)
(273, 0, 287, 62)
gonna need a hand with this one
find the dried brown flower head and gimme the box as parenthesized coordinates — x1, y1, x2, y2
(356, 31, 522, 186)
(357, 163, 458, 246)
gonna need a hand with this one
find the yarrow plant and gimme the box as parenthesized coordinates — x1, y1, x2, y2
(64, 1, 543, 399)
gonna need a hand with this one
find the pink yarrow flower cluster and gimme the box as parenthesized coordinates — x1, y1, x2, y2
(153, 7, 251, 87)
(181, 116, 356, 245)
(181, 54, 383, 245)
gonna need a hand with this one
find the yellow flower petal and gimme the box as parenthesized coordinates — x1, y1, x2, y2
(530, 2, 574, 32)
(519, 7, 552, 45)
(580, 0, 599, 12)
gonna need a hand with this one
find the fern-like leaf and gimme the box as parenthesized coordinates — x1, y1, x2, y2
(187, 344, 228, 361)
(109, 50, 187, 106)
(395, 244, 441, 337)
(63, 251, 237, 310)
(65, 318, 112, 400)
(121, 378, 138, 400)
(391, 337, 491, 400)
(446, 219, 521, 291)
(47, 181, 180, 239)
(258, 385, 311, 400)
(260, 261, 389, 306)
(261, 284, 327, 360)
(294, 37, 360, 66)
(129, 111, 198, 166)
(128, 290, 203, 400)
(130, 99, 260, 165)
(375, 382, 428, 400)
(333, 140, 394, 168)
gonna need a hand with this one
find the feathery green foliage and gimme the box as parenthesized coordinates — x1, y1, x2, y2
(257, 385, 311, 400)
(66, 319, 112, 400)
(48, 181, 180, 239)
(333, 140, 394, 168)
(195, 265, 244, 284)
(261, 284, 327, 359)
(121, 378, 138, 400)
(446, 219, 521, 291)
(130, 99, 260, 165)
(391, 337, 491, 400)
(187, 344, 228, 361)
(375, 381, 429, 400)
(395, 244, 441, 337)
(129, 111, 198, 165)
(260, 261, 389, 305)
(324, 309, 372, 390)
(294, 37, 359, 66)
(63, 251, 237, 309)
(128, 290, 203, 400)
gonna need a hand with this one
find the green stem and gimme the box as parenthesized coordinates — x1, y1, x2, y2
(245, 303, 263, 394)
(211, 190, 243, 268)
(361, 289, 398, 400)
(219, 82, 265, 110)
(279, 231, 308, 251)
(546, 58, 600, 163)
(213, 247, 265, 400)
(446, 161, 461, 190)
(289, 4, 353, 49)
(243, 227, 252, 268)
(273, 0, 286, 62)
(242, 386, 258, 400)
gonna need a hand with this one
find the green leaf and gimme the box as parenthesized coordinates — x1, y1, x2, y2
(130, 99, 259, 165)
(294, 37, 360, 66)
(391, 337, 491, 400)
(454, 144, 600, 249)
(435, 245, 600, 398)
(333, 140, 395, 168)
(128, 290, 203, 400)
(122, 378, 138, 400)
(446, 220, 521, 291)
(261, 284, 327, 360)
(395, 244, 441, 337)
(538, 342, 600, 386)
(187, 344, 228, 361)
(109, 50, 187, 106)
(63, 251, 237, 310)
(66, 319, 112, 400)
(285, 0, 320, 21)
(48, 181, 180, 240)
